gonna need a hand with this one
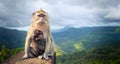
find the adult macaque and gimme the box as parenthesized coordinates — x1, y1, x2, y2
(23, 9, 54, 60)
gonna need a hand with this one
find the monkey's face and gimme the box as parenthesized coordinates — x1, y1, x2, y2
(33, 10, 48, 25)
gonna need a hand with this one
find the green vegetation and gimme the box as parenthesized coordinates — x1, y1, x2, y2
(74, 42, 84, 51)
(0, 45, 23, 63)
(0, 27, 26, 49)
(57, 47, 120, 64)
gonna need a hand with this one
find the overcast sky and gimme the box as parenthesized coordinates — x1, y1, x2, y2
(0, 0, 120, 31)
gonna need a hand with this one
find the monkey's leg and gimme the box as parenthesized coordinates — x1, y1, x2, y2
(43, 37, 52, 60)
(38, 39, 46, 59)
(43, 51, 49, 60)
(23, 27, 35, 59)
(48, 37, 55, 56)
(23, 37, 31, 59)
(48, 43, 54, 56)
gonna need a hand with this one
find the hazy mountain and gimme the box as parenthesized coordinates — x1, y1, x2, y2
(0, 26, 120, 53)
(0, 27, 26, 49)
(53, 26, 74, 32)
(54, 26, 120, 52)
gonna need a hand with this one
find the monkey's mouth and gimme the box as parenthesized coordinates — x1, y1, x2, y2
(36, 21, 46, 25)
(35, 39, 43, 42)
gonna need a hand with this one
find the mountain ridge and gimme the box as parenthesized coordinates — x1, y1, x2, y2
(0, 26, 120, 53)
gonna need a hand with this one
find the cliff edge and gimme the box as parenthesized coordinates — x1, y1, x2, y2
(3, 51, 56, 64)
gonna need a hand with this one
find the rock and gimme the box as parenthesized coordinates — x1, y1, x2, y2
(3, 51, 56, 64)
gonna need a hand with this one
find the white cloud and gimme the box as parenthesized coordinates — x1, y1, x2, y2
(0, 0, 120, 31)
(104, 5, 120, 20)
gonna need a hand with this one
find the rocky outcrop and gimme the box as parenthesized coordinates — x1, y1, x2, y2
(3, 51, 56, 64)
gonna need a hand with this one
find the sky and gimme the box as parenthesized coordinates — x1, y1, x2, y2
(0, 0, 120, 31)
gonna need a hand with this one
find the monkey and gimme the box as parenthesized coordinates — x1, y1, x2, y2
(29, 30, 46, 57)
(23, 9, 55, 60)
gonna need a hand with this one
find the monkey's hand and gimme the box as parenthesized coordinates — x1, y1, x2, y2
(38, 55, 43, 59)
(43, 53, 49, 60)
(22, 54, 29, 59)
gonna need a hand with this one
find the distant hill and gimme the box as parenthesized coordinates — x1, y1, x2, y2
(0, 26, 120, 53)
(0, 27, 26, 49)
(54, 26, 120, 53)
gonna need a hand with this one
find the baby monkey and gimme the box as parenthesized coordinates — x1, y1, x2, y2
(29, 30, 46, 58)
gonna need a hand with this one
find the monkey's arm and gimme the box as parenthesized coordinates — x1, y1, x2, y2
(23, 25, 34, 59)
(43, 27, 55, 59)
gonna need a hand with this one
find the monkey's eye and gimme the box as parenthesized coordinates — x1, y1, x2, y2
(38, 14, 46, 17)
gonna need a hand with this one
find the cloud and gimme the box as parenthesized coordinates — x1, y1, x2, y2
(0, 0, 31, 27)
(62, 0, 120, 8)
(0, 0, 120, 31)
(104, 5, 120, 20)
